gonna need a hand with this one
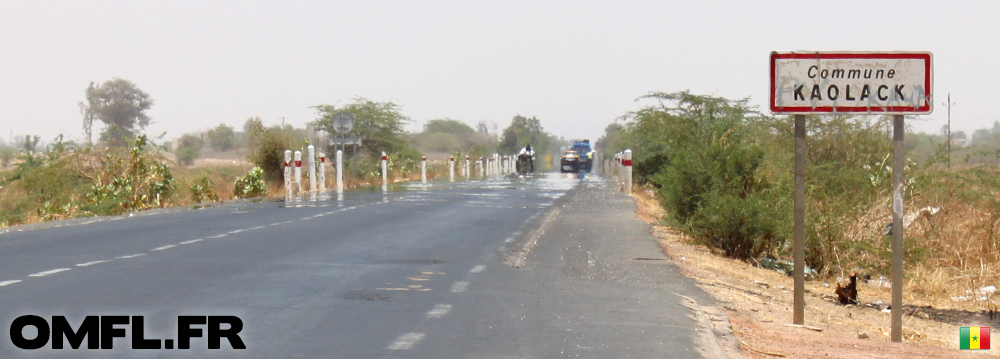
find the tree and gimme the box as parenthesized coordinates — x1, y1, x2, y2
(416, 118, 477, 154)
(423, 118, 475, 138)
(499, 115, 550, 154)
(22, 135, 40, 153)
(207, 124, 236, 152)
(311, 98, 414, 158)
(245, 118, 296, 182)
(81, 78, 154, 146)
(175, 133, 203, 166)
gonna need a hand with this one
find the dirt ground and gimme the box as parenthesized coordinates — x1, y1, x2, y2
(629, 190, 998, 358)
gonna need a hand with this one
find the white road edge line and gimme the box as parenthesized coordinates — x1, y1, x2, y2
(179, 238, 203, 245)
(450, 281, 469, 293)
(0, 280, 22, 286)
(469, 265, 486, 273)
(387, 332, 425, 350)
(116, 253, 147, 259)
(28, 268, 71, 277)
(152, 244, 177, 251)
(426, 304, 453, 319)
(76, 260, 109, 267)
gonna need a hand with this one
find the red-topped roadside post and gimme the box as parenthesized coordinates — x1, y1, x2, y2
(623, 149, 632, 194)
(293, 150, 303, 195)
(449, 156, 455, 183)
(318, 152, 326, 191)
(381, 151, 388, 192)
(770, 51, 932, 342)
(421, 156, 427, 184)
(284, 150, 292, 197)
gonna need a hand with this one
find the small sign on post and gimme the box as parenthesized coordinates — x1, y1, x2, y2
(770, 51, 932, 343)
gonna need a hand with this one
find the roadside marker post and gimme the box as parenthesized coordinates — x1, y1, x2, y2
(284, 150, 292, 197)
(307, 145, 317, 192)
(318, 153, 326, 191)
(623, 149, 632, 194)
(449, 156, 455, 183)
(293, 150, 303, 195)
(465, 156, 470, 181)
(336, 150, 344, 194)
(381, 151, 388, 192)
(421, 156, 427, 184)
(478, 157, 484, 179)
(770, 51, 932, 341)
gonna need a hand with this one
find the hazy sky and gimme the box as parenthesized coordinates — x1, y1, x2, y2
(2, 0, 998, 146)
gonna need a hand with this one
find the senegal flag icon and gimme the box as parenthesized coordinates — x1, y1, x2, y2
(961, 327, 991, 350)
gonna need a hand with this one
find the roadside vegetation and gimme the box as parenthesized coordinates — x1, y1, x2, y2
(599, 90, 1000, 308)
(0, 80, 563, 229)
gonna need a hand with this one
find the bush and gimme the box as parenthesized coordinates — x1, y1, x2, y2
(245, 119, 295, 183)
(189, 174, 219, 204)
(633, 92, 781, 260)
(233, 167, 267, 199)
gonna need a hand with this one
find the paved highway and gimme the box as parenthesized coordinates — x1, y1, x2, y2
(0, 173, 718, 358)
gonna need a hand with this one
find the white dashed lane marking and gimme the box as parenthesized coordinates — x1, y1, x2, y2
(469, 265, 486, 273)
(0, 280, 22, 286)
(116, 253, 146, 259)
(388, 332, 425, 350)
(207, 234, 227, 239)
(426, 304, 452, 318)
(450, 282, 469, 293)
(28, 268, 71, 277)
(179, 238, 203, 245)
(152, 244, 177, 251)
(76, 260, 108, 267)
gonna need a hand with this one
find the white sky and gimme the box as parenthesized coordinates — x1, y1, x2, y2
(2, 0, 998, 145)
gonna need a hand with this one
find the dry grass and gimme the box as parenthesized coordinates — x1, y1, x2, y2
(630, 186, 999, 357)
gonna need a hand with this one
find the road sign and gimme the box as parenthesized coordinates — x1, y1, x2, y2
(770, 52, 932, 114)
(330, 135, 362, 146)
(332, 112, 354, 134)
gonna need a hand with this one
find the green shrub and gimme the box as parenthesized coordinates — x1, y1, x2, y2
(189, 174, 219, 204)
(233, 167, 267, 199)
(245, 119, 295, 183)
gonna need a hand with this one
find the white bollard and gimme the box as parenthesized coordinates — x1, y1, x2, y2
(465, 156, 471, 180)
(318, 152, 326, 191)
(421, 156, 427, 184)
(381, 151, 388, 191)
(294, 150, 303, 194)
(336, 150, 344, 194)
(284, 150, 292, 196)
(449, 156, 455, 183)
(308, 145, 317, 192)
(478, 158, 484, 178)
(624, 149, 633, 194)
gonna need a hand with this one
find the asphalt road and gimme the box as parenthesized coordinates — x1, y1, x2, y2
(0, 173, 717, 358)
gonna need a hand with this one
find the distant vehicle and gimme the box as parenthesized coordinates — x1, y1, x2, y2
(516, 146, 534, 174)
(561, 140, 593, 173)
(560, 150, 580, 173)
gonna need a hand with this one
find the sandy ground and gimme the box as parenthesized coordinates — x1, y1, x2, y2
(629, 189, 998, 358)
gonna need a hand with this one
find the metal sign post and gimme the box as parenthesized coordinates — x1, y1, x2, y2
(770, 51, 932, 342)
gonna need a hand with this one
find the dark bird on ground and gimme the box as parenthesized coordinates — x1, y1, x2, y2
(835, 274, 858, 305)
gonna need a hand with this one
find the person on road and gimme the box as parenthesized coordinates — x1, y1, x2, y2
(518, 144, 535, 173)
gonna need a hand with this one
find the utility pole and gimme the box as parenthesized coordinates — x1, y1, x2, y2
(944, 93, 956, 170)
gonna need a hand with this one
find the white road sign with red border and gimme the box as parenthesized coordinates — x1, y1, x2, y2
(770, 52, 932, 114)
